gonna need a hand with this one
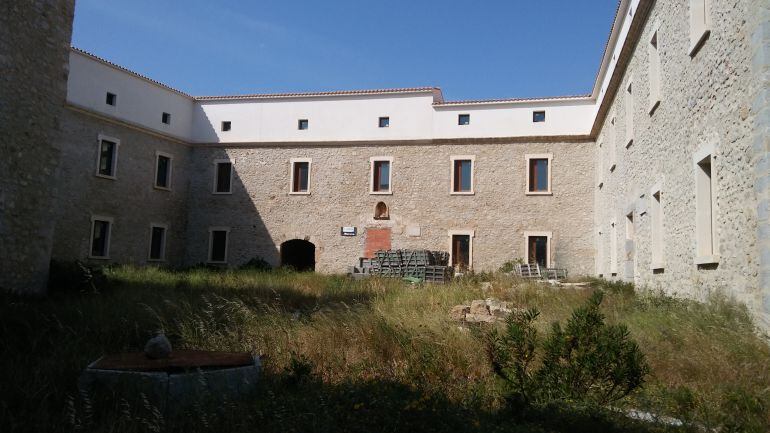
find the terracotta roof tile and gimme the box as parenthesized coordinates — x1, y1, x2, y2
(194, 87, 444, 102)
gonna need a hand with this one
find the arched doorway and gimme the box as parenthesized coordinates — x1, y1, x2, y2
(280, 239, 315, 271)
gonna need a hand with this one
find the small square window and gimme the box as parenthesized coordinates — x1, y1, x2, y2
(106, 92, 117, 106)
(161, 112, 171, 125)
(379, 117, 390, 128)
(298, 119, 309, 130)
(458, 114, 470, 126)
(221, 121, 231, 132)
(533, 111, 546, 123)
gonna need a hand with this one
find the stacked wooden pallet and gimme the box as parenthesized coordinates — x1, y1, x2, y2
(351, 249, 453, 283)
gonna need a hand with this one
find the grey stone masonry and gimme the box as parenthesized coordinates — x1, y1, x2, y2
(0, 0, 75, 294)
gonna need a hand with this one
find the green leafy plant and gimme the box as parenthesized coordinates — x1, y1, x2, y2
(487, 291, 649, 408)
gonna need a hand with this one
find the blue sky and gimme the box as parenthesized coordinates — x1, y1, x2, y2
(71, 0, 619, 101)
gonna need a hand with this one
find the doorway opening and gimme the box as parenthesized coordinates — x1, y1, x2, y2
(451, 234, 471, 272)
(527, 236, 549, 267)
(280, 239, 315, 271)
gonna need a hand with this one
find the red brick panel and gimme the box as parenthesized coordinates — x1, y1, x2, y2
(364, 228, 391, 258)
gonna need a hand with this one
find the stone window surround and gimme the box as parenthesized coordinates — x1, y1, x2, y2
(448, 229, 475, 270)
(369, 156, 393, 195)
(625, 77, 634, 148)
(95, 134, 120, 180)
(207, 226, 230, 264)
(525, 153, 553, 195)
(597, 142, 604, 188)
(147, 222, 168, 262)
(688, 0, 712, 57)
(648, 21, 662, 115)
(523, 230, 553, 268)
(693, 142, 720, 265)
(153, 151, 173, 191)
(449, 155, 475, 195)
(609, 116, 617, 172)
(649, 182, 665, 270)
(212, 158, 234, 195)
(89, 215, 113, 260)
(289, 157, 312, 196)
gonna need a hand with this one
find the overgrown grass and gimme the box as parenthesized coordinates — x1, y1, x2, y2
(1, 266, 768, 432)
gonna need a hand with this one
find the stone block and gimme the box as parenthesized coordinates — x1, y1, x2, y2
(449, 305, 470, 321)
(469, 300, 490, 315)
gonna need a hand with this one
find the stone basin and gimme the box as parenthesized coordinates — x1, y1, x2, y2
(79, 349, 261, 415)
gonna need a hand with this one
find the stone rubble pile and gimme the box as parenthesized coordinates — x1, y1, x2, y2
(450, 298, 515, 323)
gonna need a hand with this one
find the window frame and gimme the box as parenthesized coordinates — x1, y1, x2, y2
(147, 223, 168, 262)
(449, 155, 475, 195)
(289, 158, 312, 195)
(369, 156, 394, 195)
(161, 112, 171, 125)
(523, 230, 552, 268)
(650, 183, 665, 270)
(525, 153, 553, 195)
(95, 134, 120, 180)
(153, 151, 173, 191)
(207, 227, 230, 264)
(212, 159, 234, 195)
(533, 111, 546, 123)
(378, 116, 390, 128)
(609, 115, 617, 172)
(610, 220, 618, 275)
(625, 78, 634, 148)
(648, 23, 662, 115)
(458, 114, 470, 126)
(89, 215, 114, 260)
(448, 229, 475, 270)
(693, 144, 719, 265)
(298, 119, 309, 130)
(221, 121, 232, 132)
(105, 92, 117, 107)
(689, 0, 711, 57)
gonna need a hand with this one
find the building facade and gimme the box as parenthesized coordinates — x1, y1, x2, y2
(1, 0, 769, 325)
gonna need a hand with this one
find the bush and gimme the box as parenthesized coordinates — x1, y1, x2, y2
(498, 258, 524, 273)
(239, 257, 272, 271)
(487, 291, 649, 408)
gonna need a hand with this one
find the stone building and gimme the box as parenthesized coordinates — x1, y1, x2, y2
(1, 0, 769, 325)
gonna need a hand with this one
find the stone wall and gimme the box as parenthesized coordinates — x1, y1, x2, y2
(594, 0, 762, 314)
(185, 141, 595, 274)
(0, 0, 75, 294)
(51, 110, 192, 266)
(750, 0, 770, 327)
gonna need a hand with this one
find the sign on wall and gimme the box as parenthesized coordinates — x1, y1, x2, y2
(341, 226, 357, 237)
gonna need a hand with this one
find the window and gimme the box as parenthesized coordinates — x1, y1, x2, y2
(154, 152, 172, 190)
(648, 27, 662, 114)
(298, 119, 309, 130)
(161, 112, 171, 125)
(222, 121, 231, 132)
(526, 154, 552, 194)
(610, 221, 618, 275)
(625, 80, 634, 147)
(626, 212, 635, 240)
(524, 231, 552, 268)
(609, 116, 617, 171)
(597, 142, 604, 188)
(533, 111, 546, 123)
(450, 156, 474, 194)
(208, 228, 229, 263)
(89, 216, 113, 259)
(378, 117, 390, 128)
(290, 158, 311, 194)
(148, 224, 167, 261)
(596, 228, 605, 276)
(370, 157, 393, 194)
(650, 187, 664, 270)
(458, 114, 470, 125)
(449, 230, 474, 272)
(694, 147, 719, 264)
(213, 160, 233, 194)
(374, 202, 389, 220)
(689, 0, 711, 56)
(96, 135, 119, 179)
(105, 92, 116, 106)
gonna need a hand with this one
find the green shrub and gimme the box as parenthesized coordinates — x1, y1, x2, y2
(487, 291, 649, 408)
(498, 258, 524, 273)
(238, 257, 272, 271)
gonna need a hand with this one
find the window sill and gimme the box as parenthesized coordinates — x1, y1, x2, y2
(370, 191, 393, 195)
(207, 260, 227, 265)
(212, 191, 233, 195)
(289, 191, 311, 196)
(153, 185, 171, 191)
(147, 258, 166, 263)
(450, 191, 475, 196)
(650, 262, 665, 271)
(695, 255, 720, 266)
(689, 30, 710, 57)
(526, 191, 552, 196)
(89, 255, 110, 260)
(95, 173, 117, 180)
